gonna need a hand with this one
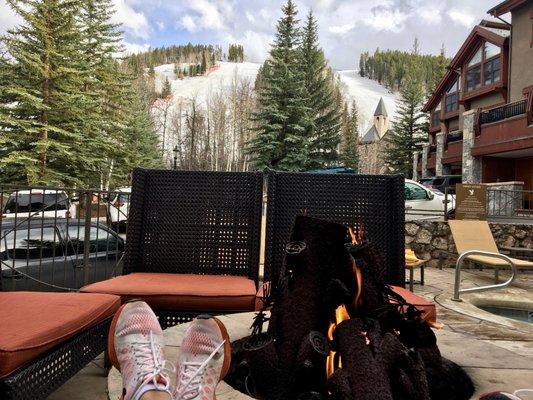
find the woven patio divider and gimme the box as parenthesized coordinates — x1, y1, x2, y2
(264, 172, 405, 288)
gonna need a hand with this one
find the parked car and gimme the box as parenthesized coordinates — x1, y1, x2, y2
(405, 179, 455, 220)
(107, 187, 131, 232)
(1, 189, 76, 220)
(419, 175, 462, 194)
(0, 219, 124, 291)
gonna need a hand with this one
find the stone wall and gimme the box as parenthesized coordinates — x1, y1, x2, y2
(405, 220, 533, 268)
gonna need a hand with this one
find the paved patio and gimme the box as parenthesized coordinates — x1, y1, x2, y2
(50, 266, 533, 400)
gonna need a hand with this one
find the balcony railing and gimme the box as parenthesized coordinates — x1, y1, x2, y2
(480, 99, 527, 125)
(447, 130, 463, 143)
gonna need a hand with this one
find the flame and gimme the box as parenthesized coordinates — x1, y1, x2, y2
(326, 255, 367, 378)
(326, 305, 351, 378)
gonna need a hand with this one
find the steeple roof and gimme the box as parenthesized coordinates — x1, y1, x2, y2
(374, 98, 388, 117)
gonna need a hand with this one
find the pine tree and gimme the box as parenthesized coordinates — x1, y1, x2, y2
(247, 0, 310, 171)
(300, 10, 341, 168)
(341, 101, 359, 170)
(161, 76, 172, 97)
(384, 65, 426, 176)
(77, 0, 131, 187)
(148, 63, 155, 77)
(0, 0, 87, 185)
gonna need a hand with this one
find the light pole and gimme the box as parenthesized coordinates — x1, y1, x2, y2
(173, 145, 178, 170)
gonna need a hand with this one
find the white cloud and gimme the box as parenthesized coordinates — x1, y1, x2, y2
(447, 9, 476, 28)
(245, 11, 255, 23)
(366, 9, 408, 32)
(156, 20, 165, 30)
(178, 0, 228, 32)
(121, 41, 150, 55)
(180, 15, 197, 32)
(329, 24, 355, 35)
(417, 7, 442, 24)
(111, 0, 150, 40)
(225, 30, 271, 62)
(0, 1, 22, 34)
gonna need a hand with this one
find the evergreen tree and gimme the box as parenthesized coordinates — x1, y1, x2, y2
(148, 63, 155, 77)
(0, 0, 86, 185)
(300, 10, 341, 168)
(341, 101, 359, 170)
(161, 76, 172, 97)
(201, 52, 207, 74)
(384, 66, 426, 176)
(247, 0, 310, 171)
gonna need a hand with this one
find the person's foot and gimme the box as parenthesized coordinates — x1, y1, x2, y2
(108, 301, 173, 400)
(174, 315, 231, 400)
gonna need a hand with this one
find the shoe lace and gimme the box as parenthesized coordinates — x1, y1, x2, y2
(135, 331, 175, 391)
(175, 340, 226, 400)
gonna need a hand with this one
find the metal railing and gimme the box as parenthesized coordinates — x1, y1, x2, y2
(452, 250, 517, 301)
(0, 186, 131, 292)
(487, 188, 533, 220)
(480, 99, 527, 125)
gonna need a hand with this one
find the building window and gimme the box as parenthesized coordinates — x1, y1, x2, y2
(431, 110, 440, 128)
(444, 79, 459, 114)
(483, 57, 500, 85)
(465, 41, 501, 93)
(466, 65, 482, 92)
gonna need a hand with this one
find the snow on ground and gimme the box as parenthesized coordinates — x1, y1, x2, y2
(153, 62, 399, 138)
(154, 62, 261, 106)
(338, 70, 400, 135)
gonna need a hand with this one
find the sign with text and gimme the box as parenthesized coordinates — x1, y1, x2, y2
(455, 184, 487, 220)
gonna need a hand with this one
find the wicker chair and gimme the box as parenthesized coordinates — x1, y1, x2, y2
(82, 169, 264, 328)
(0, 275, 120, 400)
(264, 172, 406, 287)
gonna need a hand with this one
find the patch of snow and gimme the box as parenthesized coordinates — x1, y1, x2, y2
(153, 62, 261, 106)
(337, 70, 400, 136)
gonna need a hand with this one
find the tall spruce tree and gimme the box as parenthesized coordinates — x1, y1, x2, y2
(0, 0, 86, 185)
(300, 11, 341, 168)
(247, 0, 310, 171)
(384, 65, 426, 176)
(341, 101, 359, 170)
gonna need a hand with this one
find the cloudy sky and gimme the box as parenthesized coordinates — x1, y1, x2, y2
(0, 0, 504, 69)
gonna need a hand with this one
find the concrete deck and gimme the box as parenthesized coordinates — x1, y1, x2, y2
(50, 266, 533, 400)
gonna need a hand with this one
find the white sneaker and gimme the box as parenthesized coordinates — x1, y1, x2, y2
(108, 301, 174, 400)
(174, 315, 231, 400)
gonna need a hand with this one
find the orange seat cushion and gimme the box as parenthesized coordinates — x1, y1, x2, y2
(81, 273, 257, 312)
(0, 292, 120, 378)
(389, 285, 437, 324)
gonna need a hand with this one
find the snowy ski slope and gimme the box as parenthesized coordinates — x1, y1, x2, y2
(153, 62, 399, 137)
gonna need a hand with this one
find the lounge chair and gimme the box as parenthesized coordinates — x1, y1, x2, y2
(0, 291, 120, 399)
(81, 169, 264, 329)
(449, 220, 533, 283)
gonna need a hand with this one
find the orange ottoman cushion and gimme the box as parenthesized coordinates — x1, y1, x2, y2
(0, 292, 120, 378)
(81, 273, 257, 312)
(389, 285, 437, 324)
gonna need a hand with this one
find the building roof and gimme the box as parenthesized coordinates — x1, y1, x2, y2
(422, 22, 510, 112)
(360, 125, 380, 144)
(488, 0, 527, 17)
(374, 97, 388, 117)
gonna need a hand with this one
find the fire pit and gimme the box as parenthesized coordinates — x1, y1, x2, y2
(225, 216, 475, 400)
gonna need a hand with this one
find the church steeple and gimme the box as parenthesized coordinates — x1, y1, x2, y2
(373, 97, 389, 138)
(374, 97, 388, 117)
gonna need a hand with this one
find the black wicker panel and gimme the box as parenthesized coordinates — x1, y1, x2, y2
(264, 172, 405, 286)
(124, 169, 264, 286)
(0, 319, 110, 400)
(156, 310, 246, 330)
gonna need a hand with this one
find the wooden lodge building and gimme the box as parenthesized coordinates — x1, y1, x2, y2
(414, 0, 533, 191)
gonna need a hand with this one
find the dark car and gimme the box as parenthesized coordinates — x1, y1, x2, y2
(419, 175, 462, 194)
(0, 219, 124, 291)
